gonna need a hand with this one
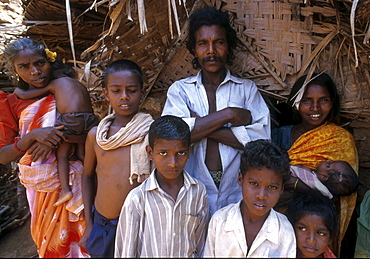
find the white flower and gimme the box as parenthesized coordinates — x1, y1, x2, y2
(60, 229, 68, 241)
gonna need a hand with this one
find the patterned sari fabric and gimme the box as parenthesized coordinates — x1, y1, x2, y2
(288, 123, 358, 255)
(17, 95, 89, 258)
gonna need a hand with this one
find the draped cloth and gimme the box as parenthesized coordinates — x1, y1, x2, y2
(290, 165, 333, 199)
(0, 92, 35, 149)
(288, 123, 358, 256)
(17, 94, 89, 258)
(96, 112, 153, 184)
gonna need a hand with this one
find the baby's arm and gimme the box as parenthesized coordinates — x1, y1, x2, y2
(289, 165, 332, 198)
(14, 86, 51, 100)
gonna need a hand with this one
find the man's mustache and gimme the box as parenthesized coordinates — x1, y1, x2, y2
(202, 56, 223, 63)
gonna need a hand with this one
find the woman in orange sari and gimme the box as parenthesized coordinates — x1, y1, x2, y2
(0, 38, 89, 258)
(273, 72, 358, 257)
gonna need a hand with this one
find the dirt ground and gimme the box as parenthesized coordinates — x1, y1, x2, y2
(0, 216, 37, 258)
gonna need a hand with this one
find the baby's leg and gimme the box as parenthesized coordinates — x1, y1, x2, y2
(54, 142, 73, 207)
(76, 143, 85, 162)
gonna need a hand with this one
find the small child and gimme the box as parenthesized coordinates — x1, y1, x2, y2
(114, 115, 209, 257)
(203, 139, 296, 257)
(80, 59, 154, 257)
(14, 50, 98, 207)
(286, 193, 338, 258)
(290, 160, 359, 199)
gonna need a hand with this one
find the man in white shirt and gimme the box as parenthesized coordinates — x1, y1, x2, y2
(162, 6, 270, 215)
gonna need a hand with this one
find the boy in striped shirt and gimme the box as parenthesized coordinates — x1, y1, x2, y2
(115, 115, 209, 257)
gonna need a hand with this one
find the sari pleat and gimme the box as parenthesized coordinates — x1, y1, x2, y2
(18, 95, 88, 258)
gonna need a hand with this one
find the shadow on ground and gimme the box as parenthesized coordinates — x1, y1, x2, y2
(0, 216, 37, 258)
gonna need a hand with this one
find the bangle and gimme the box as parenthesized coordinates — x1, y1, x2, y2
(14, 137, 26, 154)
(293, 178, 299, 191)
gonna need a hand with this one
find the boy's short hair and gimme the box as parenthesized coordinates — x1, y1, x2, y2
(240, 139, 290, 183)
(324, 161, 359, 197)
(104, 59, 143, 88)
(148, 115, 191, 148)
(286, 193, 338, 239)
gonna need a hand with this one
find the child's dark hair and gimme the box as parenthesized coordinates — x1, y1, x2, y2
(324, 161, 359, 197)
(286, 193, 338, 239)
(148, 115, 190, 148)
(186, 6, 237, 69)
(104, 59, 143, 88)
(240, 139, 290, 183)
(4, 37, 76, 90)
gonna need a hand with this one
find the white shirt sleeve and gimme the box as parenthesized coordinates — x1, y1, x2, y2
(114, 190, 140, 258)
(230, 80, 271, 146)
(162, 81, 196, 131)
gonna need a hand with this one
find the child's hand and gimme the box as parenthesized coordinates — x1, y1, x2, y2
(79, 225, 92, 248)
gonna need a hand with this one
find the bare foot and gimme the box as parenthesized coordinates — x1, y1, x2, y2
(53, 191, 73, 207)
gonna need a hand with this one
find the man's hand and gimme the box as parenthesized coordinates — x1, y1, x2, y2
(227, 107, 252, 126)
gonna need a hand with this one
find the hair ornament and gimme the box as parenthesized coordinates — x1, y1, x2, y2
(45, 48, 57, 62)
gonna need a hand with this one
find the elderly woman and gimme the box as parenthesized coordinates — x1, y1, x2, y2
(0, 38, 89, 258)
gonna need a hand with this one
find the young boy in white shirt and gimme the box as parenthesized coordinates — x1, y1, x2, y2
(204, 139, 296, 258)
(114, 115, 209, 257)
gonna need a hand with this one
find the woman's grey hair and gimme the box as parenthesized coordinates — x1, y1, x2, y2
(4, 38, 47, 89)
(4, 37, 76, 89)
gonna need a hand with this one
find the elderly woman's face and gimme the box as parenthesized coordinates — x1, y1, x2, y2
(13, 49, 51, 89)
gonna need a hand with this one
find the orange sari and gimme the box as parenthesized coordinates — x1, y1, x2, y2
(288, 123, 358, 256)
(17, 95, 88, 258)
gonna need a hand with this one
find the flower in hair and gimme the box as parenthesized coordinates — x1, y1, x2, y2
(45, 48, 57, 62)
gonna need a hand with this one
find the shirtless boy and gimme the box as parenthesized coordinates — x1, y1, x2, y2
(79, 59, 153, 257)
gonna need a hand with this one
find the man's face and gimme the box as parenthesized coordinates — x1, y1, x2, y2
(193, 25, 229, 74)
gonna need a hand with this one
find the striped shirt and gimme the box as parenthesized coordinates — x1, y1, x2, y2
(114, 169, 209, 258)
